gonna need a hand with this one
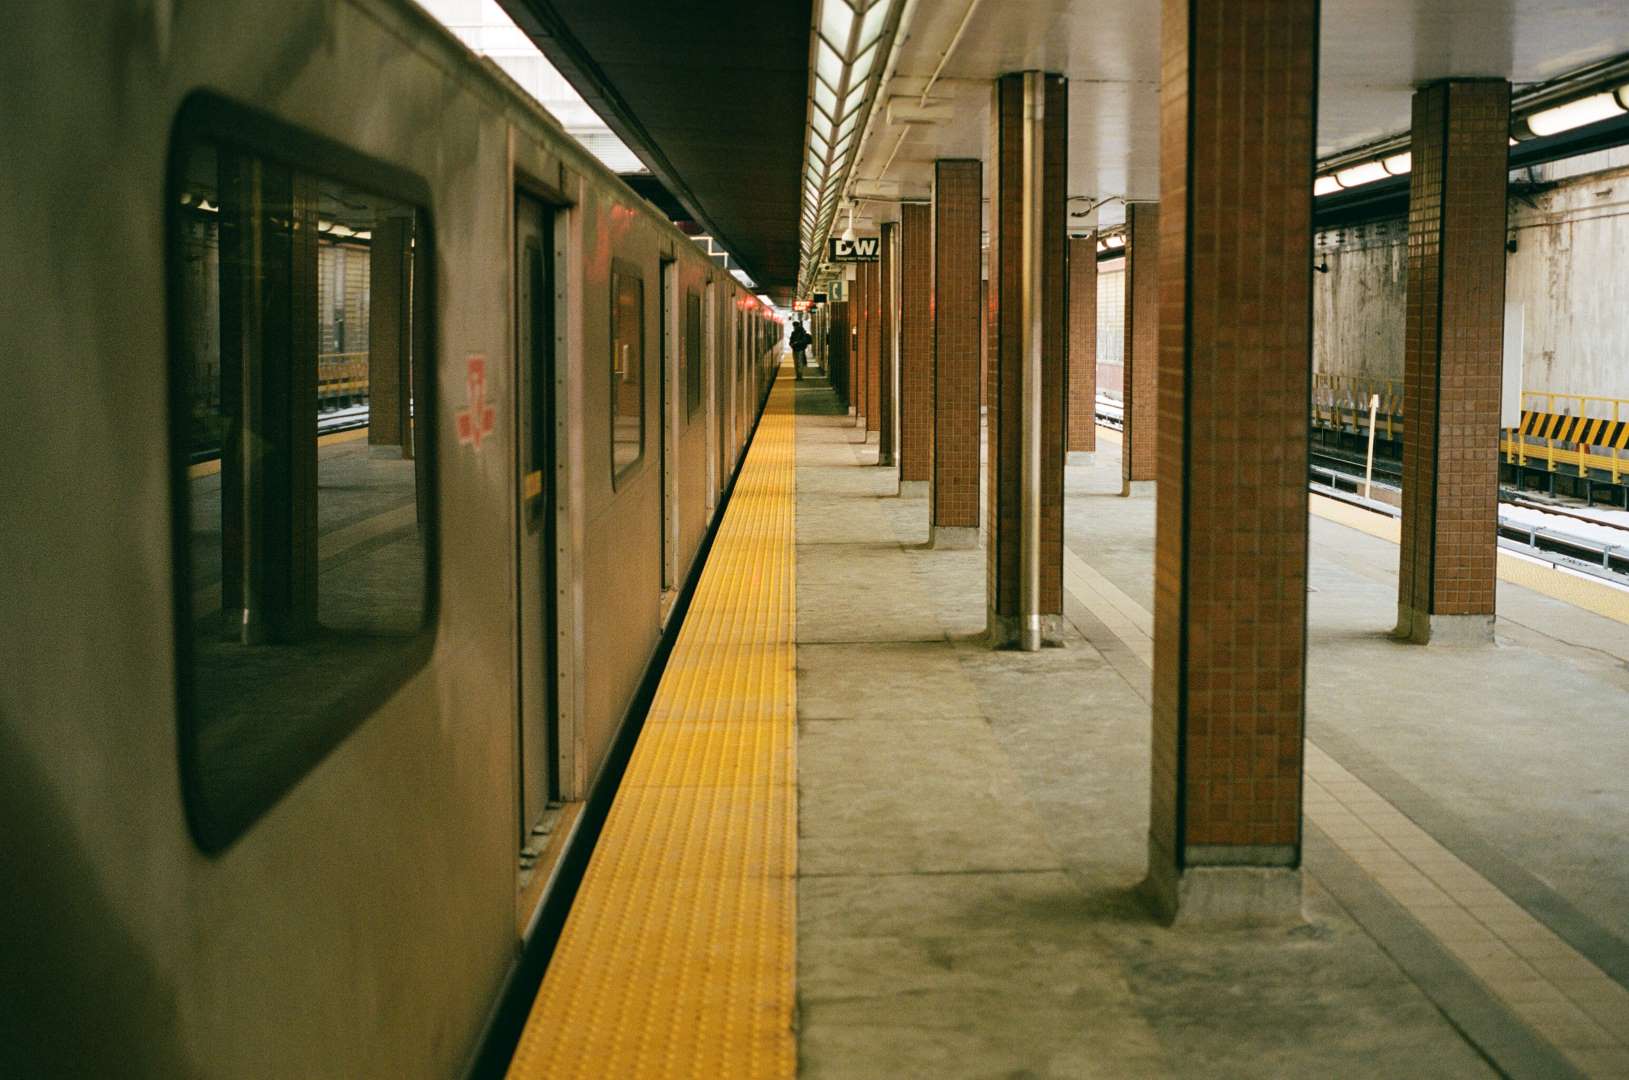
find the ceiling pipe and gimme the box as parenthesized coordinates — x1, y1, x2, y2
(860, 0, 985, 211)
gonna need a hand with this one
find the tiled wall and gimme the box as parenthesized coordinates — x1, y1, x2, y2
(900, 202, 933, 483)
(879, 222, 898, 460)
(933, 160, 982, 529)
(1068, 236, 1098, 453)
(1123, 202, 1160, 484)
(1399, 80, 1511, 621)
(1153, 0, 1317, 865)
(854, 264, 870, 420)
(828, 301, 849, 405)
(987, 72, 1067, 620)
(865, 259, 882, 433)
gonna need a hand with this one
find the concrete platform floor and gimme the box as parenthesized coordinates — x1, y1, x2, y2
(790, 377, 1629, 1079)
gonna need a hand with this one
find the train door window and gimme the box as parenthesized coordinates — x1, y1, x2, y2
(659, 257, 676, 592)
(686, 289, 703, 420)
(516, 191, 558, 840)
(169, 105, 435, 852)
(610, 259, 645, 488)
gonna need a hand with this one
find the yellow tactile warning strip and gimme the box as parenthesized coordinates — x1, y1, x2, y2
(1308, 492, 1629, 628)
(507, 374, 797, 1080)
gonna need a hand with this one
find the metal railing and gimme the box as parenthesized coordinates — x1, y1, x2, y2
(1311, 375, 1629, 486)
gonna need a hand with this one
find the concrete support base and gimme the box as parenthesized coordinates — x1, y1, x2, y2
(1143, 854, 1305, 929)
(897, 480, 929, 499)
(985, 611, 1065, 651)
(1393, 608, 1496, 646)
(1121, 479, 1154, 497)
(1066, 451, 1095, 466)
(929, 525, 979, 550)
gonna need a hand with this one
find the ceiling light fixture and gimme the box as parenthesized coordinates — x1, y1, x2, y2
(1525, 87, 1629, 137)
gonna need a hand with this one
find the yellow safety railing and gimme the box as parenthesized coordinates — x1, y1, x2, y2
(1506, 390, 1627, 484)
(1311, 375, 1629, 485)
(318, 351, 369, 398)
(1311, 373, 1402, 441)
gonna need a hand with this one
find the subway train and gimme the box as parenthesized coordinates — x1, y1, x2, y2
(0, 1, 782, 1075)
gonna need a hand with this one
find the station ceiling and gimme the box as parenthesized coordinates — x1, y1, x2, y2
(500, 0, 813, 298)
(854, 0, 1629, 231)
(500, 1, 1629, 294)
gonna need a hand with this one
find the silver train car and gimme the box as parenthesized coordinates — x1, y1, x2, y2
(0, 1, 781, 1075)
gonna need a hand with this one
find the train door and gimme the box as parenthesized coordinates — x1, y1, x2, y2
(515, 192, 558, 843)
(659, 257, 677, 605)
(705, 280, 718, 513)
(724, 304, 737, 473)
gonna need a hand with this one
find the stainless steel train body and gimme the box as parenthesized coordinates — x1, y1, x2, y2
(0, 1, 780, 1075)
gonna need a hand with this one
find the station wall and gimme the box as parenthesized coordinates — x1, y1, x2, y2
(1312, 149, 1629, 404)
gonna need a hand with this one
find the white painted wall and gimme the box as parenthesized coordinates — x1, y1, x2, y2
(1313, 156, 1629, 406)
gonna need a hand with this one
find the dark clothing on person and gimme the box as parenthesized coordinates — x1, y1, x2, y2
(790, 321, 811, 379)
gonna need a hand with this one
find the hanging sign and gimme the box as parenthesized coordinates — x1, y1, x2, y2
(828, 236, 880, 262)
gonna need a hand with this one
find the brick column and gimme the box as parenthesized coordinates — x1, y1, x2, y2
(987, 71, 1067, 650)
(1148, 0, 1317, 924)
(865, 258, 882, 438)
(1396, 80, 1511, 645)
(828, 300, 850, 406)
(899, 201, 933, 496)
(1067, 234, 1098, 461)
(853, 264, 869, 425)
(1122, 202, 1159, 493)
(932, 159, 982, 547)
(879, 220, 898, 467)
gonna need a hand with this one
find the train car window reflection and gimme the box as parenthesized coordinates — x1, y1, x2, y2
(172, 135, 434, 850)
(611, 262, 645, 486)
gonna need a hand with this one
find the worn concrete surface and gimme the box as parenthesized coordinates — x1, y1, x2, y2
(792, 379, 1512, 1078)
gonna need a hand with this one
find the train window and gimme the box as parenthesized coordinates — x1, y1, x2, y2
(611, 260, 645, 486)
(685, 289, 703, 418)
(168, 107, 435, 853)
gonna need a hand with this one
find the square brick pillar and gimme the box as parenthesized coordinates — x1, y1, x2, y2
(828, 300, 850, 406)
(865, 259, 882, 437)
(899, 201, 933, 496)
(1067, 234, 1098, 461)
(1121, 202, 1159, 494)
(932, 159, 982, 547)
(1147, 0, 1317, 925)
(853, 263, 870, 425)
(879, 221, 898, 467)
(1396, 80, 1511, 646)
(987, 71, 1067, 650)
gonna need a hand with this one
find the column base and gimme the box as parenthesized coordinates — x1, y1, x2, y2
(1143, 840, 1304, 928)
(878, 452, 894, 467)
(1066, 451, 1096, 466)
(847, 406, 857, 417)
(897, 480, 929, 498)
(986, 610, 1065, 651)
(929, 525, 979, 549)
(1120, 479, 1155, 497)
(1393, 607, 1495, 646)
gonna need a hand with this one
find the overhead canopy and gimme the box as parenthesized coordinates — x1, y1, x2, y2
(501, 0, 813, 300)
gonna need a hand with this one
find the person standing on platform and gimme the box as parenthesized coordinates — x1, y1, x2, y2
(790, 319, 810, 380)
